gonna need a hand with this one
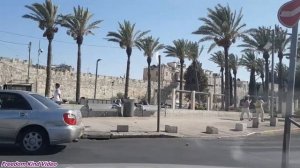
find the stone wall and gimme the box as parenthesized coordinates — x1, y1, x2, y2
(0, 56, 250, 104)
(0, 57, 171, 101)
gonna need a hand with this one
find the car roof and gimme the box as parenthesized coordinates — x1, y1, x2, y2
(0, 90, 34, 94)
(0, 90, 49, 110)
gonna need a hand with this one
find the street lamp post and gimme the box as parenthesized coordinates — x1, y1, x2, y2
(27, 42, 32, 83)
(271, 29, 275, 119)
(264, 27, 276, 125)
(94, 59, 102, 99)
(111, 81, 115, 99)
(157, 55, 161, 132)
(36, 41, 43, 93)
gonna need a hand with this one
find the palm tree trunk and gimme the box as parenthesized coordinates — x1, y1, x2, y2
(224, 46, 230, 111)
(263, 52, 269, 100)
(45, 38, 53, 97)
(194, 62, 199, 91)
(76, 43, 82, 103)
(147, 56, 151, 104)
(278, 57, 283, 115)
(194, 61, 200, 102)
(230, 71, 233, 106)
(179, 59, 184, 108)
(249, 68, 256, 96)
(124, 47, 132, 99)
(221, 68, 224, 110)
(234, 72, 237, 109)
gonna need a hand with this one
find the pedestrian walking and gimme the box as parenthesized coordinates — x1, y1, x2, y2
(255, 97, 265, 122)
(240, 95, 252, 121)
(53, 83, 62, 104)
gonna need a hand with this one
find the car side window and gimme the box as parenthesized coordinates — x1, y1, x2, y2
(0, 93, 32, 110)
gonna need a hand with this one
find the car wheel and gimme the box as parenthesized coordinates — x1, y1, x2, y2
(19, 128, 48, 154)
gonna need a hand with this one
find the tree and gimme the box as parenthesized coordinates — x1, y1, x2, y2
(229, 54, 239, 108)
(274, 25, 290, 113)
(275, 63, 289, 90)
(107, 20, 149, 98)
(23, 0, 60, 97)
(164, 39, 189, 108)
(136, 36, 164, 104)
(193, 4, 246, 111)
(209, 51, 225, 109)
(60, 6, 102, 102)
(256, 58, 265, 90)
(239, 51, 257, 96)
(186, 42, 204, 93)
(184, 61, 208, 102)
(239, 27, 272, 98)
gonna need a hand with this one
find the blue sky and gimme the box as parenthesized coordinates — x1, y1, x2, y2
(0, 0, 291, 81)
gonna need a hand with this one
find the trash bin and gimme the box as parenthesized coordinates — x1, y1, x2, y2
(123, 99, 135, 117)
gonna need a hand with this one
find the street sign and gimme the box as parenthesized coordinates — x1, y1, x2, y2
(278, 0, 300, 28)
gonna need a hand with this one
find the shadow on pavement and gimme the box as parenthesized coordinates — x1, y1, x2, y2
(0, 144, 66, 156)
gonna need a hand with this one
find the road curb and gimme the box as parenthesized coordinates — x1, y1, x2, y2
(81, 131, 179, 140)
(251, 128, 300, 136)
(81, 128, 300, 140)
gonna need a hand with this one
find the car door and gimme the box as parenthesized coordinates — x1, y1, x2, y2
(0, 92, 32, 143)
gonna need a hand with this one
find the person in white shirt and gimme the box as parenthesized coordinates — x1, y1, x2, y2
(255, 97, 265, 122)
(53, 83, 62, 104)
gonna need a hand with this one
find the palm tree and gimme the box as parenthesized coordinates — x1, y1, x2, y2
(274, 25, 290, 113)
(275, 63, 289, 89)
(229, 54, 239, 108)
(209, 51, 225, 109)
(136, 36, 164, 104)
(164, 39, 189, 108)
(60, 6, 102, 103)
(107, 20, 149, 98)
(239, 27, 272, 98)
(193, 4, 246, 111)
(239, 51, 257, 96)
(187, 42, 204, 92)
(23, 0, 60, 97)
(256, 58, 265, 90)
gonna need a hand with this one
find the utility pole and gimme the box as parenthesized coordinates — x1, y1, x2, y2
(36, 41, 42, 93)
(27, 42, 32, 83)
(157, 55, 161, 132)
(94, 59, 101, 99)
(271, 28, 275, 118)
(281, 23, 298, 168)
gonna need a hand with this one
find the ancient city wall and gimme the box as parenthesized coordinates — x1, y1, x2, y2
(0, 57, 250, 104)
(0, 57, 163, 101)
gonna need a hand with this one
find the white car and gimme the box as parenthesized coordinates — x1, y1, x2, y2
(0, 90, 84, 154)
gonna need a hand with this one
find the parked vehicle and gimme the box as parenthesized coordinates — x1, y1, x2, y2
(0, 90, 84, 154)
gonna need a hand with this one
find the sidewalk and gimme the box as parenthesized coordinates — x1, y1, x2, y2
(81, 110, 294, 139)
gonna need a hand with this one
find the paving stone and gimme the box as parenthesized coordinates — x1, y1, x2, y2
(206, 126, 218, 134)
(235, 123, 247, 131)
(117, 125, 129, 132)
(252, 118, 259, 128)
(165, 125, 178, 133)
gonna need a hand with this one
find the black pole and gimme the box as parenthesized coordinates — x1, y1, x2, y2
(282, 23, 298, 168)
(27, 42, 32, 83)
(157, 55, 161, 132)
(94, 59, 101, 99)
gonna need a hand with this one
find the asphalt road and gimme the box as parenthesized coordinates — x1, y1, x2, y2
(0, 134, 300, 168)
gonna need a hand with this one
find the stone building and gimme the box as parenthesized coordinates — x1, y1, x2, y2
(143, 61, 251, 108)
(143, 62, 186, 83)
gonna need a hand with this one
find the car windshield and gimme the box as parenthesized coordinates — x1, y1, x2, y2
(30, 94, 60, 109)
(1, 0, 300, 167)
